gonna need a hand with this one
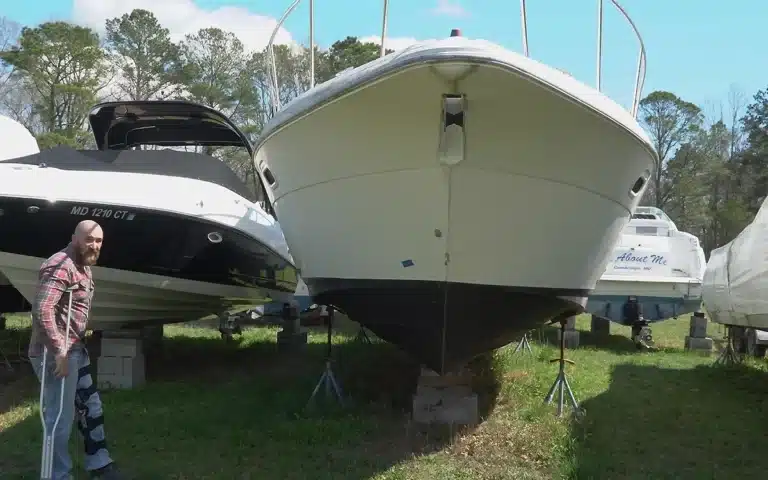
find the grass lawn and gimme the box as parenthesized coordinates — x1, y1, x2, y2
(2, 313, 768, 479)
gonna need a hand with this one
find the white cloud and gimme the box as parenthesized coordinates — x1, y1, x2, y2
(358, 35, 421, 52)
(430, 0, 469, 17)
(71, 0, 295, 52)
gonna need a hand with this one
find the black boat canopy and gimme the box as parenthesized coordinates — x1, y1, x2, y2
(87, 100, 254, 155)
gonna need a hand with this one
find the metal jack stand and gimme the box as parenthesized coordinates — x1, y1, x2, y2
(306, 306, 345, 408)
(354, 326, 372, 344)
(0, 315, 13, 372)
(513, 332, 533, 355)
(544, 320, 580, 417)
(0, 346, 12, 372)
(714, 326, 743, 366)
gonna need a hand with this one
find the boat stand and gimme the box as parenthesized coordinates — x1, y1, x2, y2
(714, 326, 743, 366)
(544, 319, 580, 417)
(0, 315, 14, 372)
(513, 332, 534, 355)
(0, 345, 12, 372)
(306, 306, 345, 409)
(353, 326, 372, 344)
(217, 312, 242, 343)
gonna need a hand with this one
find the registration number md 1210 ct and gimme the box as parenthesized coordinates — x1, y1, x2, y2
(70, 205, 136, 221)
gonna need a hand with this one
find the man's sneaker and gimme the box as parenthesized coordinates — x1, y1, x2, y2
(89, 462, 124, 479)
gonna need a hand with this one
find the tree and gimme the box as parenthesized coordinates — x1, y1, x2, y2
(104, 9, 184, 101)
(0, 21, 110, 147)
(245, 37, 388, 133)
(176, 28, 262, 199)
(315, 36, 392, 83)
(0, 17, 21, 97)
(0, 16, 28, 123)
(178, 28, 251, 114)
(735, 86, 768, 214)
(247, 43, 315, 127)
(638, 90, 703, 208)
(663, 121, 742, 251)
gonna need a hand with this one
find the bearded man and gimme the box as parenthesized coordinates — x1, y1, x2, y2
(28, 219, 123, 480)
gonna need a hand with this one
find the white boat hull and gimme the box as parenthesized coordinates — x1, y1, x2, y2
(0, 252, 276, 329)
(585, 209, 706, 324)
(255, 38, 658, 371)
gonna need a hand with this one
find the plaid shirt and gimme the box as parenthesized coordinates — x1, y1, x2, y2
(28, 245, 94, 358)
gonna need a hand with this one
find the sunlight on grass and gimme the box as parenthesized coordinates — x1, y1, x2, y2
(2, 313, 768, 479)
(0, 400, 35, 431)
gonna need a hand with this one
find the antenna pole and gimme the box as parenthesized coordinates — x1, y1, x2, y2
(596, 0, 603, 91)
(520, 0, 529, 57)
(309, 0, 315, 88)
(380, 0, 390, 57)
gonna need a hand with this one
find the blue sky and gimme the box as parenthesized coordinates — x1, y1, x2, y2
(5, 0, 766, 122)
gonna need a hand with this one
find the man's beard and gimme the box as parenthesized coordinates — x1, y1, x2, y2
(77, 247, 100, 266)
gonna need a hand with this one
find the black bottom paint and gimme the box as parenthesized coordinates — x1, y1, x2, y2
(0, 196, 298, 297)
(308, 278, 588, 374)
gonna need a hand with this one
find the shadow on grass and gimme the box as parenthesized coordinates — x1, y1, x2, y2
(0, 324, 503, 479)
(569, 361, 768, 479)
(537, 323, 641, 355)
(0, 321, 35, 416)
(577, 330, 640, 354)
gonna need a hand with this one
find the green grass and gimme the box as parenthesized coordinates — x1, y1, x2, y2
(2, 313, 768, 479)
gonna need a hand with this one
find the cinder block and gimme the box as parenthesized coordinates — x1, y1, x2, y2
(124, 355, 146, 387)
(101, 338, 143, 357)
(416, 384, 472, 397)
(96, 354, 145, 390)
(418, 367, 472, 388)
(277, 329, 307, 352)
(101, 330, 142, 339)
(98, 374, 135, 390)
(412, 387, 478, 426)
(685, 336, 713, 354)
(96, 356, 123, 376)
(557, 330, 580, 349)
(590, 315, 610, 337)
(689, 315, 709, 339)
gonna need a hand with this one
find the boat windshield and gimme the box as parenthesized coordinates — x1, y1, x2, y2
(85, 101, 273, 216)
(632, 206, 672, 222)
(1, 146, 259, 203)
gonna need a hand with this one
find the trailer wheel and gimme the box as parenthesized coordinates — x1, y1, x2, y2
(746, 328, 767, 358)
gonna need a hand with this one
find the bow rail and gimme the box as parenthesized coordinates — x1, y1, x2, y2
(266, 0, 647, 118)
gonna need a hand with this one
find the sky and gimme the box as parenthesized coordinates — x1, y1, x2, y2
(3, 0, 766, 123)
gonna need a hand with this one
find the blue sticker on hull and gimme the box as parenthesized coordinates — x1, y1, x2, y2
(401, 259, 414, 267)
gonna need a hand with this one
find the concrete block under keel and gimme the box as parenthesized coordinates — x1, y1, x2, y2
(277, 302, 308, 352)
(94, 329, 147, 390)
(412, 366, 478, 427)
(556, 316, 580, 348)
(590, 315, 610, 337)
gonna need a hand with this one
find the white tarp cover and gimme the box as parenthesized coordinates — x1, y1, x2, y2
(703, 197, 768, 324)
(0, 115, 39, 160)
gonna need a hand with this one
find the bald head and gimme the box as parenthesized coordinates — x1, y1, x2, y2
(71, 220, 103, 266)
